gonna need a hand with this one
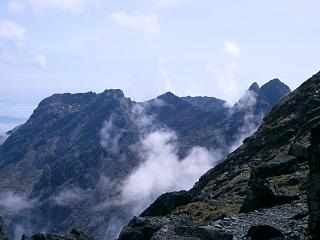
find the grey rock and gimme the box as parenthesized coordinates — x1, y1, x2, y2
(288, 143, 308, 162)
(245, 225, 285, 240)
(307, 125, 320, 240)
(239, 179, 299, 213)
(140, 191, 192, 217)
(251, 156, 298, 180)
(151, 225, 233, 240)
(118, 217, 169, 240)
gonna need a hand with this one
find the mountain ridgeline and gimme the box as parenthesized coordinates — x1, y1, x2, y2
(117, 73, 320, 240)
(0, 79, 290, 239)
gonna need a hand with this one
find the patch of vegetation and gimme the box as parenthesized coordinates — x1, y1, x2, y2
(172, 198, 242, 224)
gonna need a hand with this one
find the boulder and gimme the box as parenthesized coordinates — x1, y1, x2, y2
(251, 156, 298, 180)
(118, 217, 169, 240)
(151, 225, 233, 240)
(288, 143, 308, 162)
(140, 191, 192, 217)
(307, 125, 320, 240)
(246, 225, 284, 240)
(239, 179, 299, 213)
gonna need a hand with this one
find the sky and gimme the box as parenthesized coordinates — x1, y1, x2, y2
(0, 0, 320, 132)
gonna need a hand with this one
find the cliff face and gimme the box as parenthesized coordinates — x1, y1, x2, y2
(118, 72, 320, 240)
(0, 80, 290, 239)
(307, 125, 320, 239)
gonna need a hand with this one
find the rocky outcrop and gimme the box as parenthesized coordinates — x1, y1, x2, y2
(21, 229, 92, 240)
(152, 225, 233, 240)
(250, 155, 298, 180)
(140, 191, 192, 217)
(307, 125, 320, 240)
(239, 179, 299, 213)
(118, 217, 170, 240)
(118, 216, 233, 240)
(288, 143, 308, 162)
(245, 225, 284, 240)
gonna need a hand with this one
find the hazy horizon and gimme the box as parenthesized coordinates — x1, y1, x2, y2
(1, 0, 320, 131)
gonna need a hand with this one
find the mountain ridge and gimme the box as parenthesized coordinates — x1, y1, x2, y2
(0, 79, 291, 239)
(116, 72, 320, 240)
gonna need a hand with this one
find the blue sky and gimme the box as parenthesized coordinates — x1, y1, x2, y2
(0, 0, 320, 131)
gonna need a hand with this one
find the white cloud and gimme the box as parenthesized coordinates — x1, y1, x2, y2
(33, 54, 47, 67)
(110, 12, 160, 38)
(52, 188, 86, 206)
(0, 20, 26, 43)
(208, 41, 242, 104)
(224, 41, 240, 58)
(0, 191, 36, 214)
(8, 0, 99, 14)
(121, 129, 216, 213)
(208, 61, 239, 104)
(158, 58, 174, 92)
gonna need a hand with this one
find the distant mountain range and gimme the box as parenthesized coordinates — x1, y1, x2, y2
(116, 71, 320, 240)
(0, 79, 290, 239)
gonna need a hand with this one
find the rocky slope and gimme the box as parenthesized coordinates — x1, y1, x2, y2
(0, 80, 290, 239)
(117, 72, 320, 239)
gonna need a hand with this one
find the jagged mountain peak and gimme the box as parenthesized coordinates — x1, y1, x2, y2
(248, 82, 260, 93)
(260, 78, 291, 106)
(157, 91, 180, 103)
(101, 89, 125, 98)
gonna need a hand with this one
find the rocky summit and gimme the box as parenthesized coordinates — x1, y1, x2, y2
(117, 72, 320, 240)
(0, 78, 290, 240)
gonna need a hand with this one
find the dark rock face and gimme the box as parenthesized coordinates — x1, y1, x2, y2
(246, 225, 284, 240)
(251, 156, 298, 180)
(288, 143, 308, 162)
(239, 179, 299, 213)
(118, 217, 169, 240)
(259, 78, 291, 106)
(118, 216, 233, 240)
(181, 96, 226, 113)
(140, 191, 192, 217)
(21, 229, 92, 240)
(307, 125, 320, 240)
(155, 226, 233, 240)
(0, 217, 7, 240)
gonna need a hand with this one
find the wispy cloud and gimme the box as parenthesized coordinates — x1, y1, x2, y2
(110, 12, 160, 38)
(224, 41, 240, 58)
(0, 20, 26, 43)
(208, 41, 241, 104)
(33, 54, 47, 67)
(158, 58, 174, 92)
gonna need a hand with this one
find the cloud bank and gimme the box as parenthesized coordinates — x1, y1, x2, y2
(0, 20, 26, 43)
(120, 129, 216, 213)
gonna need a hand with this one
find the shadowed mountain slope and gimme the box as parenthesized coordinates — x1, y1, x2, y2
(117, 72, 320, 240)
(0, 80, 290, 239)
